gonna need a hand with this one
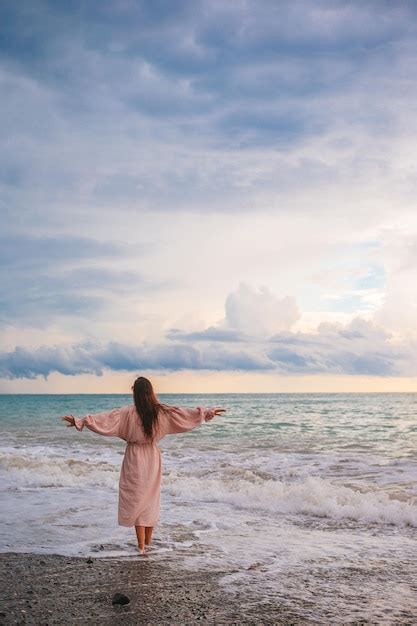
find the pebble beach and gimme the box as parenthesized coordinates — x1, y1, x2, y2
(0, 553, 304, 625)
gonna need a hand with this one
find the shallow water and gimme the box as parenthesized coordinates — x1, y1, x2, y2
(1, 393, 416, 622)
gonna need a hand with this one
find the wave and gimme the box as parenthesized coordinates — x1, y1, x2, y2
(0, 451, 119, 489)
(166, 475, 417, 527)
(2, 449, 416, 527)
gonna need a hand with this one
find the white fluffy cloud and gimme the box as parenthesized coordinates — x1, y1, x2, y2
(374, 231, 417, 337)
(223, 282, 301, 336)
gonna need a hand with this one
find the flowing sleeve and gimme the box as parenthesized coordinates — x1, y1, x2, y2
(165, 406, 216, 435)
(74, 407, 121, 438)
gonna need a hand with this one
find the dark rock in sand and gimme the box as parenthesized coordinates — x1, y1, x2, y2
(112, 592, 130, 606)
(86, 558, 94, 564)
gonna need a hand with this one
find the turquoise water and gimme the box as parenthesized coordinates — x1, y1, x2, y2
(2, 392, 417, 453)
(1, 393, 416, 622)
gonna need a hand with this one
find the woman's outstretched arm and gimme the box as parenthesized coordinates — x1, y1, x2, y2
(61, 408, 122, 438)
(164, 405, 226, 435)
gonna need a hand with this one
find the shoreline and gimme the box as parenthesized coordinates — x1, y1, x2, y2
(0, 552, 304, 625)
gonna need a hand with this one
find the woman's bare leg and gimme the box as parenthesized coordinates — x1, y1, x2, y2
(145, 526, 153, 545)
(135, 526, 146, 554)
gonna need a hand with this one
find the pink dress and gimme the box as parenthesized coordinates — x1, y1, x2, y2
(74, 404, 215, 527)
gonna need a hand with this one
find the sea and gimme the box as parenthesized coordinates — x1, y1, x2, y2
(1, 393, 416, 623)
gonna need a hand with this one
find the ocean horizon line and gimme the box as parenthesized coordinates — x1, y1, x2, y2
(1, 391, 416, 396)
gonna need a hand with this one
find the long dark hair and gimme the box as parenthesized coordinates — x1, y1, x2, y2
(132, 376, 161, 440)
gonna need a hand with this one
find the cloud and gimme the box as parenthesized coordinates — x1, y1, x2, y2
(0, 284, 417, 379)
(156, 284, 417, 377)
(224, 282, 301, 336)
(267, 317, 406, 375)
(1, 2, 417, 389)
(1, 309, 415, 379)
(0, 234, 154, 326)
(166, 327, 246, 342)
(1, 0, 417, 228)
(4, 1, 408, 80)
(165, 283, 302, 341)
(0, 341, 273, 379)
(373, 232, 417, 335)
(0, 234, 121, 270)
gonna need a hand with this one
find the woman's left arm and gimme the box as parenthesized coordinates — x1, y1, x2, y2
(165, 405, 226, 435)
(61, 408, 121, 438)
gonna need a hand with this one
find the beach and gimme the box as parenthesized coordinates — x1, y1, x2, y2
(1, 393, 417, 624)
(1, 549, 416, 625)
(0, 553, 304, 625)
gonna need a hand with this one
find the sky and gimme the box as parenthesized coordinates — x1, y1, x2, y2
(1, 0, 417, 393)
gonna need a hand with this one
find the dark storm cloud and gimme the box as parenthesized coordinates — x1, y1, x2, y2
(0, 341, 273, 379)
(1, 0, 416, 222)
(3, 1, 413, 89)
(0, 315, 414, 379)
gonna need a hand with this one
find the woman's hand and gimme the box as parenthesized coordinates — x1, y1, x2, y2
(205, 408, 226, 421)
(61, 415, 76, 427)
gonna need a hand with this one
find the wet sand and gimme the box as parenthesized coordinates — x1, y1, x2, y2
(0, 553, 303, 625)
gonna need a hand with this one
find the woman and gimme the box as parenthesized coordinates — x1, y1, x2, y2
(61, 376, 226, 554)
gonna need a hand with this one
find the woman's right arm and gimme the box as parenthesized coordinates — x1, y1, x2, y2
(61, 408, 122, 438)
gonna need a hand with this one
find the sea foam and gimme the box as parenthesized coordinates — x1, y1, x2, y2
(0, 451, 119, 489)
(2, 449, 416, 527)
(167, 474, 417, 527)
